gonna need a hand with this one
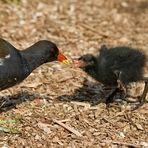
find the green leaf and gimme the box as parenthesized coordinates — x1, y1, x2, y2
(0, 119, 19, 124)
(0, 126, 20, 134)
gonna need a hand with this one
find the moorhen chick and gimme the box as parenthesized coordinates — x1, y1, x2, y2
(74, 45, 148, 108)
(0, 38, 69, 91)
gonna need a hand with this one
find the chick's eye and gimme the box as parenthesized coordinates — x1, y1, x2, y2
(78, 57, 83, 60)
(79, 55, 88, 61)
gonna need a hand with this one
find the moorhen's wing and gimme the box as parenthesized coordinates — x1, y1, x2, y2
(0, 38, 29, 90)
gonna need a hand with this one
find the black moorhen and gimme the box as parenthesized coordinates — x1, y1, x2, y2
(74, 45, 148, 108)
(0, 38, 69, 91)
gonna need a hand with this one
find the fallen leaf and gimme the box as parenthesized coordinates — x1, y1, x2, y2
(37, 122, 51, 134)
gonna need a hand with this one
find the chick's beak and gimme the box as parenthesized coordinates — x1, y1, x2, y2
(73, 59, 86, 68)
(57, 51, 71, 64)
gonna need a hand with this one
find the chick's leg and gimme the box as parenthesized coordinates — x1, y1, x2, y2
(117, 79, 127, 95)
(105, 87, 119, 104)
(140, 81, 148, 103)
(105, 71, 127, 106)
(133, 80, 148, 110)
(114, 71, 127, 96)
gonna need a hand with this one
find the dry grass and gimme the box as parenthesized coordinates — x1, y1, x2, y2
(0, 0, 148, 147)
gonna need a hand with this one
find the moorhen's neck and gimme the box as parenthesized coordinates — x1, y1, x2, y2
(20, 47, 49, 73)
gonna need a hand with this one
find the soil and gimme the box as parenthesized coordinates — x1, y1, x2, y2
(0, 0, 147, 147)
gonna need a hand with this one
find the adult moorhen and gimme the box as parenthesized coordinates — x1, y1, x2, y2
(74, 45, 148, 108)
(0, 38, 70, 91)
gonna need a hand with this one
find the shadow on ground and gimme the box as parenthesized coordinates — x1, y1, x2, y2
(0, 91, 48, 113)
(56, 79, 125, 106)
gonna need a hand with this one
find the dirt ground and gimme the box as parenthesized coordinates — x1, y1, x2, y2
(0, 0, 148, 147)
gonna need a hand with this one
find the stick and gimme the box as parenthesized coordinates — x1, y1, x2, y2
(112, 141, 140, 148)
(102, 117, 117, 127)
(53, 119, 82, 137)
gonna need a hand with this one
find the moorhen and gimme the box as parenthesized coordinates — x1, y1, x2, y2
(74, 45, 148, 108)
(0, 38, 70, 91)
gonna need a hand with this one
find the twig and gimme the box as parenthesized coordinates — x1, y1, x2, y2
(80, 23, 97, 33)
(112, 141, 140, 148)
(79, 23, 108, 37)
(71, 101, 90, 107)
(102, 117, 117, 127)
(22, 118, 45, 134)
(53, 119, 82, 137)
(57, 76, 74, 83)
(126, 113, 143, 130)
(58, 119, 70, 123)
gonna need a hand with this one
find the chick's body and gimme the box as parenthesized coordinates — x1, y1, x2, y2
(77, 46, 147, 106)
(95, 46, 146, 85)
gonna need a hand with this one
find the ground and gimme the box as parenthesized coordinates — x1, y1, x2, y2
(0, 0, 148, 147)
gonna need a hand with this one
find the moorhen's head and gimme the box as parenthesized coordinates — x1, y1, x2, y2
(32, 40, 69, 64)
(73, 54, 98, 79)
(20, 40, 71, 72)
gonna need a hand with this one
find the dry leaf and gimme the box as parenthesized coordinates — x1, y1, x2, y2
(37, 122, 52, 134)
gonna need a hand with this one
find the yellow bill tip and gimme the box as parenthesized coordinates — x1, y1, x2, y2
(62, 59, 72, 65)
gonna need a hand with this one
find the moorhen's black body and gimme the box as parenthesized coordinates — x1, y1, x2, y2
(0, 38, 69, 91)
(74, 45, 148, 108)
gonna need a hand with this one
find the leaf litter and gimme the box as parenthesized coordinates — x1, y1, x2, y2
(0, 0, 148, 147)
